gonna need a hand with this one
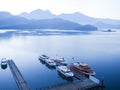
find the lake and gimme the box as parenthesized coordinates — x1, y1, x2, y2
(0, 29, 120, 90)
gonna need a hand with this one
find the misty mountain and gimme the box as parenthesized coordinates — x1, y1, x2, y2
(58, 13, 120, 26)
(0, 18, 97, 30)
(0, 12, 13, 19)
(94, 21, 120, 29)
(0, 12, 30, 27)
(57, 12, 96, 24)
(19, 9, 55, 20)
(19, 9, 95, 24)
(19, 9, 120, 29)
(0, 11, 97, 30)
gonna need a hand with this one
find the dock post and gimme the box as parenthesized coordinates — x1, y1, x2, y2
(100, 76, 105, 89)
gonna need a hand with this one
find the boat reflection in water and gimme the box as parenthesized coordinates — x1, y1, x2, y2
(1, 58, 8, 70)
(39, 57, 46, 64)
(57, 71, 73, 82)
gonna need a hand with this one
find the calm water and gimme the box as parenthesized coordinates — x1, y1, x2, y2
(0, 29, 120, 90)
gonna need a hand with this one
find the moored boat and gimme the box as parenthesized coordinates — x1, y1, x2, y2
(39, 54, 49, 62)
(45, 59, 56, 67)
(70, 62, 96, 76)
(1, 58, 7, 69)
(54, 58, 68, 66)
(57, 65, 74, 78)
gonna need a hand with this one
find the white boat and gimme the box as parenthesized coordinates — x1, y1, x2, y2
(39, 54, 49, 62)
(55, 58, 68, 66)
(45, 59, 56, 67)
(57, 66, 74, 78)
(1, 58, 7, 69)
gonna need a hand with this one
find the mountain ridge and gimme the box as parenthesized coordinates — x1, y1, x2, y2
(0, 18, 97, 30)
(19, 9, 120, 29)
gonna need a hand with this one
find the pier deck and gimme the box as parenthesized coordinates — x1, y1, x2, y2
(8, 60, 30, 90)
(37, 75, 101, 90)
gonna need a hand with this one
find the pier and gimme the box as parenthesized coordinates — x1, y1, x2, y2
(37, 55, 104, 90)
(36, 75, 103, 90)
(8, 60, 30, 90)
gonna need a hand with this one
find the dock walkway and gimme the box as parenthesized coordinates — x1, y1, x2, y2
(8, 60, 30, 90)
(37, 76, 101, 90)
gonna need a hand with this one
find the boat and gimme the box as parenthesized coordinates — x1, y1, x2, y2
(54, 58, 68, 66)
(1, 58, 7, 69)
(57, 66, 74, 78)
(102, 29, 115, 32)
(70, 62, 96, 76)
(45, 59, 56, 67)
(39, 54, 49, 62)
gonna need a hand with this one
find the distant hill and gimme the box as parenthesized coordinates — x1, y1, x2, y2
(19, 9, 55, 20)
(0, 18, 97, 30)
(57, 12, 96, 24)
(0, 12, 13, 19)
(0, 12, 30, 27)
(19, 9, 120, 29)
(94, 21, 120, 29)
(0, 11, 97, 30)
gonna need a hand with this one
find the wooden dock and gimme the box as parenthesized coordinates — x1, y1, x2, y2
(36, 75, 102, 90)
(8, 60, 30, 90)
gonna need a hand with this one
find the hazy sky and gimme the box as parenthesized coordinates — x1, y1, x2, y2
(0, 0, 120, 19)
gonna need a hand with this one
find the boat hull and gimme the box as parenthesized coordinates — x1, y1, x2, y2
(1, 64, 7, 69)
(57, 69, 73, 78)
(70, 64, 96, 76)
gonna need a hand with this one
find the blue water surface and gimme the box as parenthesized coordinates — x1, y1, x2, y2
(0, 29, 120, 90)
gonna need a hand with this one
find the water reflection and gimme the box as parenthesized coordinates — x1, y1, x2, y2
(0, 31, 16, 39)
(57, 71, 73, 82)
(39, 58, 45, 64)
(0, 29, 90, 39)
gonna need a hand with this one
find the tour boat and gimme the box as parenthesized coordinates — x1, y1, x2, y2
(45, 59, 56, 67)
(54, 58, 68, 66)
(70, 62, 96, 76)
(39, 54, 49, 62)
(57, 65, 74, 78)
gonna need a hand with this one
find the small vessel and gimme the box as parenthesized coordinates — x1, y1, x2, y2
(70, 62, 96, 76)
(54, 58, 68, 66)
(1, 58, 7, 69)
(45, 59, 56, 67)
(57, 66, 74, 78)
(102, 29, 115, 32)
(39, 54, 49, 62)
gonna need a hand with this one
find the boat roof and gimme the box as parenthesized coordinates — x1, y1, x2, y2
(80, 63, 88, 66)
(73, 62, 88, 66)
(57, 58, 64, 61)
(46, 59, 54, 62)
(1, 58, 7, 61)
(58, 66, 70, 72)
